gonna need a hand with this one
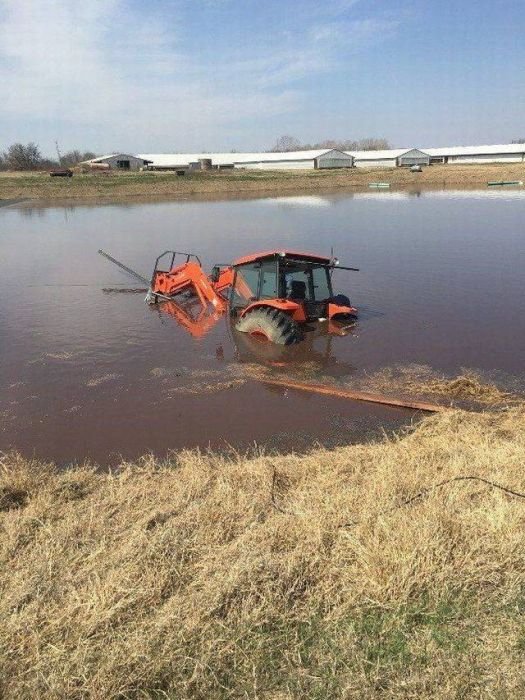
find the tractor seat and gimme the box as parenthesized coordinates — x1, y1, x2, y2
(288, 280, 306, 300)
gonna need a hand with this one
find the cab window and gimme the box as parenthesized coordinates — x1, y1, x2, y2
(259, 261, 278, 299)
(312, 266, 331, 300)
(231, 263, 259, 306)
(282, 265, 311, 301)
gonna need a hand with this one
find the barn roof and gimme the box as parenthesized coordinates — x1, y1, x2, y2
(137, 150, 347, 168)
(80, 153, 148, 164)
(346, 148, 428, 160)
(424, 143, 525, 156)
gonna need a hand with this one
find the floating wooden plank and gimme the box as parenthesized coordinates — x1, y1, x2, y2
(259, 377, 447, 413)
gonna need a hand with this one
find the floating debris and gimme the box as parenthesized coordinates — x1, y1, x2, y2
(166, 379, 246, 396)
(86, 373, 121, 387)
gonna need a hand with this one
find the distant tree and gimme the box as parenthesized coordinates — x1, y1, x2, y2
(356, 137, 390, 151)
(60, 150, 82, 166)
(270, 135, 302, 152)
(3, 142, 43, 170)
(40, 157, 60, 169)
(268, 136, 390, 153)
(314, 139, 340, 150)
(511, 138, 525, 144)
(59, 150, 97, 166)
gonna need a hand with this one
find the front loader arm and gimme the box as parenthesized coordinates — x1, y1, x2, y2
(151, 261, 228, 311)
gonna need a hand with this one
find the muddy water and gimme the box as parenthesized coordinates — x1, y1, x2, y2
(1, 189, 524, 464)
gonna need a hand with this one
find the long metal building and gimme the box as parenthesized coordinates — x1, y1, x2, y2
(80, 153, 151, 170)
(347, 148, 431, 168)
(137, 149, 354, 171)
(121, 143, 525, 172)
(424, 143, 525, 164)
(234, 149, 354, 170)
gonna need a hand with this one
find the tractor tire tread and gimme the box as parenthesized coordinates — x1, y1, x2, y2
(235, 307, 302, 345)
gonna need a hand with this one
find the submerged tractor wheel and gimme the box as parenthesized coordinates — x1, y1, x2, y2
(235, 307, 303, 345)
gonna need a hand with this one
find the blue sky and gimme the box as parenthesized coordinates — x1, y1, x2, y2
(1, 0, 524, 156)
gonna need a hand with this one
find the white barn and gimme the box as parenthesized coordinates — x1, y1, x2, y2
(138, 149, 353, 171)
(233, 149, 353, 170)
(424, 143, 525, 164)
(138, 153, 237, 170)
(348, 148, 430, 168)
(80, 153, 151, 170)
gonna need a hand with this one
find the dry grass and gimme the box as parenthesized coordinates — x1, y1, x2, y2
(356, 365, 521, 407)
(1, 162, 524, 201)
(232, 362, 523, 410)
(2, 406, 525, 698)
(165, 378, 246, 395)
(86, 373, 122, 387)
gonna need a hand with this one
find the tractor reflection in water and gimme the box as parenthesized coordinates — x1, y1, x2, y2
(230, 318, 358, 377)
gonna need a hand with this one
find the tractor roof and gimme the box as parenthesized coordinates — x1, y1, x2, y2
(233, 250, 331, 266)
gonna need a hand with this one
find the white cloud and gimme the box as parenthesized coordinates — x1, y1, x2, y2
(0, 0, 402, 152)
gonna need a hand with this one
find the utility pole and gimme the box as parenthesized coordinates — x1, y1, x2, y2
(55, 140, 63, 165)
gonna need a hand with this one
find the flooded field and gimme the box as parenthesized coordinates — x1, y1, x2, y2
(1, 189, 524, 464)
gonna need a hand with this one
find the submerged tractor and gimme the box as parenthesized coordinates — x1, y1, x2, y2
(145, 249, 358, 344)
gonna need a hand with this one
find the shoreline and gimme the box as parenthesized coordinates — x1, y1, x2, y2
(1, 162, 524, 202)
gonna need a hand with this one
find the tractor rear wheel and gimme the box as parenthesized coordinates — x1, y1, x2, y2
(235, 307, 302, 345)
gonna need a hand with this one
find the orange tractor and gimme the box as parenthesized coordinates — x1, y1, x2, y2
(144, 249, 358, 344)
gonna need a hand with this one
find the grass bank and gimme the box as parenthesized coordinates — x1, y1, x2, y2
(1, 162, 524, 201)
(1, 406, 525, 698)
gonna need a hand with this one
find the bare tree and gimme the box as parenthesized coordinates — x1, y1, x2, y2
(56, 150, 97, 166)
(3, 142, 43, 170)
(511, 138, 525, 144)
(41, 157, 60, 169)
(314, 139, 340, 150)
(60, 150, 83, 167)
(268, 136, 390, 153)
(270, 135, 302, 152)
(356, 138, 390, 151)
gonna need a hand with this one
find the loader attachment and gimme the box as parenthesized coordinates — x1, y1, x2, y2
(146, 250, 231, 313)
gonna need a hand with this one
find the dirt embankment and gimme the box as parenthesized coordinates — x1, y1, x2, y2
(1, 162, 524, 201)
(1, 404, 525, 699)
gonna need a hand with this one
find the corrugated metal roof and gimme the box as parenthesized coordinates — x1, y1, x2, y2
(80, 154, 117, 164)
(424, 143, 525, 156)
(137, 150, 342, 167)
(235, 150, 335, 162)
(80, 153, 145, 164)
(138, 153, 235, 167)
(346, 149, 417, 160)
(82, 144, 525, 169)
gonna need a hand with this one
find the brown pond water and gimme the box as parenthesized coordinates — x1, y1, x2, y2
(1, 189, 524, 465)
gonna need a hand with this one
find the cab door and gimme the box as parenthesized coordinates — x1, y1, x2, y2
(231, 263, 261, 312)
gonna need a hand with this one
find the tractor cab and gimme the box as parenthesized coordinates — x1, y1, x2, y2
(230, 253, 327, 305)
(229, 251, 357, 345)
(230, 251, 356, 317)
